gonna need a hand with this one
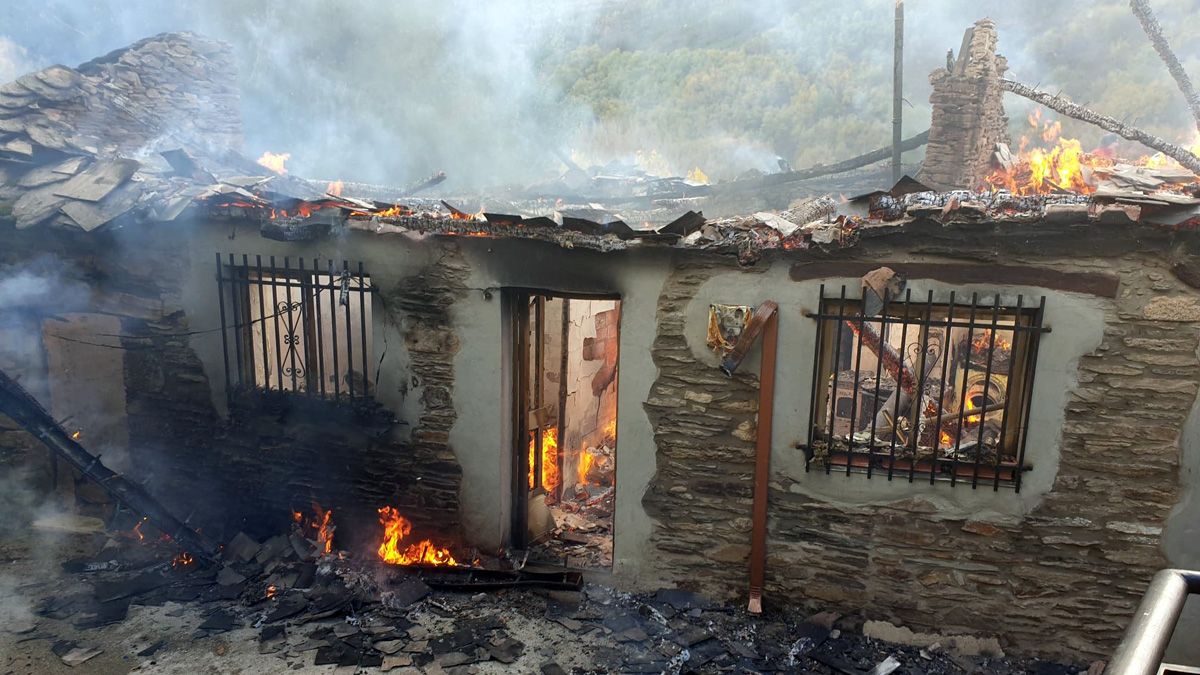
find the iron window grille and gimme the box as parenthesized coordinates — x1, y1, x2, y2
(801, 285, 1047, 491)
(215, 253, 375, 401)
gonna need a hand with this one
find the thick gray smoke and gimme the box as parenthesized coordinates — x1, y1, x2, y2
(1, 0, 1198, 186)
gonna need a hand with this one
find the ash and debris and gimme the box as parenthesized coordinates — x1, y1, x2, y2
(1, 520, 1094, 674)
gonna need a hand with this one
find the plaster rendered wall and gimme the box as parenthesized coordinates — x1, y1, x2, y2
(179, 225, 673, 561)
(638, 249, 1200, 660)
(23, 216, 1196, 662)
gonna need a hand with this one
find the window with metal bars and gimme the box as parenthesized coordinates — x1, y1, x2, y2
(801, 286, 1047, 491)
(215, 253, 375, 400)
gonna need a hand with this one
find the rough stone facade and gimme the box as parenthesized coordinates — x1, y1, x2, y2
(0, 224, 467, 552)
(918, 19, 1011, 190)
(641, 259, 766, 588)
(640, 233, 1198, 660)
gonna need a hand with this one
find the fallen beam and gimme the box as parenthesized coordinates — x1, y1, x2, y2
(715, 130, 931, 193)
(394, 565, 584, 591)
(0, 368, 219, 564)
(1000, 78, 1200, 174)
(403, 171, 447, 196)
(1130, 0, 1200, 133)
(844, 317, 918, 398)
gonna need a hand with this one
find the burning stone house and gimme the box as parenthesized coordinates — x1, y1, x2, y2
(3, 27, 1200, 666)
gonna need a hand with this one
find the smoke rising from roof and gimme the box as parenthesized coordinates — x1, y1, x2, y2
(1, 0, 1197, 188)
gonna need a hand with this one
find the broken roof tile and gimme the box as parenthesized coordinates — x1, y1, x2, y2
(53, 158, 140, 202)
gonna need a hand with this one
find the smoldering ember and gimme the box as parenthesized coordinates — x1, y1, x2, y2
(3, 3, 1200, 674)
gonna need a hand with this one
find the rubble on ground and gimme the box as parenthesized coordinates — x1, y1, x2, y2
(0, 520, 1092, 674)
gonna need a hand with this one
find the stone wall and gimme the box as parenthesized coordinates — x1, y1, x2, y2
(640, 243, 1199, 660)
(917, 19, 1010, 191)
(642, 260, 762, 588)
(0, 223, 468, 553)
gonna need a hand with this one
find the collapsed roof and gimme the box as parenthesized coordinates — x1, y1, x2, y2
(1, 32, 1199, 260)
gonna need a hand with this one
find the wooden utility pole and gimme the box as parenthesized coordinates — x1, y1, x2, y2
(892, 0, 904, 184)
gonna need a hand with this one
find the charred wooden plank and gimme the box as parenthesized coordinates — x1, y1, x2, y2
(790, 261, 1120, 298)
(0, 368, 219, 564)
(716, 130, 931, 193)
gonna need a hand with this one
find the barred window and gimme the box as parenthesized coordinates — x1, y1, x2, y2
(802, 286, 1046, 490)
(215, 254, 374, 400)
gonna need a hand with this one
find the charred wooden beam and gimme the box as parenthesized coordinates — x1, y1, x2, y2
(1000, 78, 1200, 174)
(790, 261, 1121, 298)
(0, 368, 219, 564)
(1130, 0, 1200, 133)
(403, 171, 447, 195)
(844, 316, 918, 398)
(716, 130, 931, 193)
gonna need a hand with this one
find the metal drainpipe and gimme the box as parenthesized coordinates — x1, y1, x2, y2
(719, 301, 780, 614)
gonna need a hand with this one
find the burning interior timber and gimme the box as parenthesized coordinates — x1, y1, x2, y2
(2, 5, 1200, 675)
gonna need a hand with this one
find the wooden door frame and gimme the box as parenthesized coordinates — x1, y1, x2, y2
(506, 287, 621, 551)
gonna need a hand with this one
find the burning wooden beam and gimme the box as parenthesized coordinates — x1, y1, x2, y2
(1130, 0, 1200, 134)
(843, 317, 918, 398)
(1000, 78, 1200, 175)
(0, 368, 219, 564)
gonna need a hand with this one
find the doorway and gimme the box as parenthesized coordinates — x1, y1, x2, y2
(509, 290, 619, 569)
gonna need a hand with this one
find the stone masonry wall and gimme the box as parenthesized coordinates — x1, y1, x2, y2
(641, 250, 1197, 660)
(642, 260, 763, 591)
(0, 223, 468, 553)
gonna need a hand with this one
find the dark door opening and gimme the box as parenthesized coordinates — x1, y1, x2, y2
(509, 290, 619, 570)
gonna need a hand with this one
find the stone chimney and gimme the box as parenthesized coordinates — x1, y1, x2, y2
(917, 19, 1010, 191)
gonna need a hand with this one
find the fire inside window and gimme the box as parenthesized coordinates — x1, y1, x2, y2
(215, 254, 374, 400)
(801, 286, 1046, 491)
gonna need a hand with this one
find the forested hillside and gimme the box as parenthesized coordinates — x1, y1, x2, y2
(537, 0, 1200, 178)
(3, 0, 1197, 184)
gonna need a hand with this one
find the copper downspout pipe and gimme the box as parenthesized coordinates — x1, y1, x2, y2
(719, 301, 779, 614)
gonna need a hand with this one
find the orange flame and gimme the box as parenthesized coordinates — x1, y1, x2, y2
(577, 448, 596, 485)
(293, 504, 334, 555)
(132, 517, 148, 542)
(965, 396, 982, 425)
(265, 585, 277, 599)
(256, 151, 290, 175)
(71, 430, 82, 440)
(376, 506, 458, 566)
(972, 329, 1012, 355)
(527, 427, 560, 493)
(986, 136, 1097, 195)
(350, 204, 412, 218)
(326, 180, 344, 197)
(171, 551, 194, 567)
(312, 503, 334, 555)
(268, 202, 320, 220)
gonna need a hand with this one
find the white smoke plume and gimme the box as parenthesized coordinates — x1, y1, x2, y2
(1, 0, 1197, 184)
